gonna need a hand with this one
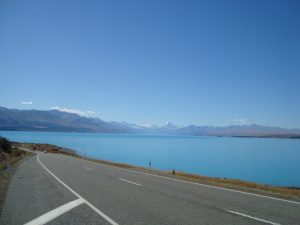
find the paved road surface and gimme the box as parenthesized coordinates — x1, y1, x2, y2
(1, 152, 300, 225)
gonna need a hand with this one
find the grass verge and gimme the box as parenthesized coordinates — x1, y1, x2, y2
(16, 142, 300, 202)
(0, 148, 31, 216)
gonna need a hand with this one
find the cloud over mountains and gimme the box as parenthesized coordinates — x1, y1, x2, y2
(0, 106, 299, 138)
(21, 101, 33, 105)
(51, 106, 96, 117)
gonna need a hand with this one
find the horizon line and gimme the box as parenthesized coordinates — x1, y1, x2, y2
(1, 105, 299, 130)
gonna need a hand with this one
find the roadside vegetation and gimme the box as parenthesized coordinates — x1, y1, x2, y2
(0, 137, 30, 216)
(15, 142, 77, 155)
(0, 137, 29, 171)
(86, 158, 300, 201)
(14, 141, 300, 202)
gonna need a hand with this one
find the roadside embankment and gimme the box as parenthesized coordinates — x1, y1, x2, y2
(0, 138, 32, 216)
(14, 142, 300, 202)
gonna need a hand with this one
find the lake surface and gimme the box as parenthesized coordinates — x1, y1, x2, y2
(1, 131, 300, 187)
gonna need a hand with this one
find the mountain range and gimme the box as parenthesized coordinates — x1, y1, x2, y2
(0, 106, 300, 138)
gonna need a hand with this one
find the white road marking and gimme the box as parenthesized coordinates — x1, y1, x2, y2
(227, 210, 281, 225)
(41, 151, 300, 206)
(24, 198, 85, 225)
(37, 154, 118, 225)
(89, 160, 300, 206)
(84, 167, 94, 171)
(119, 178, 141, 186)
(69, 162, 74, 165)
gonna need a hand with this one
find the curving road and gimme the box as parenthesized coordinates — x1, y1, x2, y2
(1, 152, 300, 225)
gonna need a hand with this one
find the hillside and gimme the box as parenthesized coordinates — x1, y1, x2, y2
(0, 106, 132, 133)
(0, 106, 300, 138)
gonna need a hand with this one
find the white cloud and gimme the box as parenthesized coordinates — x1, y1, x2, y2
(87, 110, 96, 115)
(233, 118, 248, 124)
(51, 106, 96, 117)
(21, 101, 33, 105)
(139, 123, 153, 128)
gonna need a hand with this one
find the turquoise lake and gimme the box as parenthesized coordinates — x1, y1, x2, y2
(1, 131, 300, 187)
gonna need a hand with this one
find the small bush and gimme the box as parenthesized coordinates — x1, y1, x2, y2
(0, 137, 12, 154)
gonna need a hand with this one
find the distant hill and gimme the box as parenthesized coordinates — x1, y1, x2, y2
(0, 106, 133, 133)
(176, 124, 300, 138)
(0, 106, 300, 138)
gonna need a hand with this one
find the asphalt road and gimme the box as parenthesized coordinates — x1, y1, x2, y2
(1, 152, 300, 225)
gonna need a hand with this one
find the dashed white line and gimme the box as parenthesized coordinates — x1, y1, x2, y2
(84, 167, 94, 171)
(24, 198, 85, 225)
(227, 210, 281, 225)
(92, 160, 300, 206)
(37, 154, 118, 225)
(119, 178, 141, 186)
(41, 150, 300, 206)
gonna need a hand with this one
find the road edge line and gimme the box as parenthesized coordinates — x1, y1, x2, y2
(77, 155, 300, 205)
(37, 154, 119, 225)
(227, 210, 281, 225)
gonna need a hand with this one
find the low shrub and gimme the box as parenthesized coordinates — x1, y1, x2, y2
(0, 137, 12, 154)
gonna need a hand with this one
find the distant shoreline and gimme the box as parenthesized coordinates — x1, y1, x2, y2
(230, 135, 300, 139)
(1, 129, 300, 139)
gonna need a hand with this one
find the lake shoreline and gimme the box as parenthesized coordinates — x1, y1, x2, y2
(14, 142, 300, 203)
(2, 129, 300, 139)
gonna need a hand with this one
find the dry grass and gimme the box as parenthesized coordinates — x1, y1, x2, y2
(82, 156, 300, 200)
(84, 159, 300, 201)
(168, 171, 300, 198)
(14, 142, 76, 156)
(0, 161, 7, 171)
(0, 147, 31, 216)
(14, 142, 300, 202)
(0, 148, 29, 172)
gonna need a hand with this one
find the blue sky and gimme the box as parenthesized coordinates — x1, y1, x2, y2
(0, 0, 299, 128)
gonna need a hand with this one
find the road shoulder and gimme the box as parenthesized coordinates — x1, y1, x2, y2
(0, 151, 31, 218)
(0, 155, 77, 225)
